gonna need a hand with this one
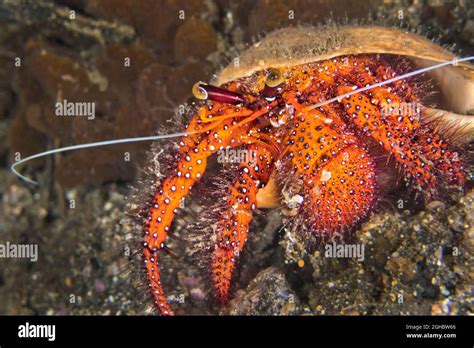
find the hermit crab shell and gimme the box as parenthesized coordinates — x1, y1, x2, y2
(213, 26, 474, 208)
(215, 25, 474, 141)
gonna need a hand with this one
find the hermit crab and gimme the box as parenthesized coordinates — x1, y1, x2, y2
(131, 25, 474, 315)
(11, 25, 474, 316)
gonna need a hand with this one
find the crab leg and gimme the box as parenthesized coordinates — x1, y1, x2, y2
(336, 85, 465, 197)
(284, 107, 376, 235)
(144, 120, 241, 314)
(144, 104, 273, 314)
(144, 130, 219, 314)
(210, 144, 275, 302)
(337, 59, 466, 191)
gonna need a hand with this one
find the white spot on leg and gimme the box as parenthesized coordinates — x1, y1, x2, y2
(320, 170, 332, 182)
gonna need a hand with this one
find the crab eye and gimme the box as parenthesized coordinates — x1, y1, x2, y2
(192, 82, 209, 100)
(265, 68, 283, 87)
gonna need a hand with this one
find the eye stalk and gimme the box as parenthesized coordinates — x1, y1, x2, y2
(192, 81, 208, 100)
(192, 82, 244, 105)
(262, 68, 284, 101)
(265, 68, 283, 88)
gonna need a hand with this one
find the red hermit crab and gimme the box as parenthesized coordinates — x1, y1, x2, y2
(133, 25, 474, 315)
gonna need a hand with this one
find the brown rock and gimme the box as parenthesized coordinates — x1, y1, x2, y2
(174, 18, 217, 61)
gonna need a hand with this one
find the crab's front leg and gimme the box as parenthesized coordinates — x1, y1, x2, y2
(210, 143, 275, 302)
(144, 129, 220, 315)
(144, 107, 255, 315)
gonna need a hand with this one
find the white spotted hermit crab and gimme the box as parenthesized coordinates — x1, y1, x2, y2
(12, 25, 474, 315)
(133, 25, 473, 315)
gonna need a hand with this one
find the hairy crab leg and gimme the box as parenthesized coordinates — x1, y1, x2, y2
(210, 144, 275, 302)
(342, 61, 467, 187)
(305, 143, 376, 235)
(144, 117, 237, 315)
(284, 106, 376, 235)
(144, 103, 273, 314)
(336, 84, 465, 197)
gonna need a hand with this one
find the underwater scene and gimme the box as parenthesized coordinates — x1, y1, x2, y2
(0, 0, 472, 328)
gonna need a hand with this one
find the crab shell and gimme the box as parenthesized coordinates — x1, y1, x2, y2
(212, 25, 474, 208)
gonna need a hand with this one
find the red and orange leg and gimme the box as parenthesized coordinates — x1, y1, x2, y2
(143, 99, 276, 314)
(336, 84, 465, 197)
(303, 143, 376, 236)
(143, 106, 253, 314)
(284, 106, 376, 236)
(339, 58, 465, 190)
(144, 128, 216, 315)
(210, 144, 275, 302)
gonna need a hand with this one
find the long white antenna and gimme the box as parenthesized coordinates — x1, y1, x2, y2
(11, 56, 474, 185)
(11, 132, 194, 185)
